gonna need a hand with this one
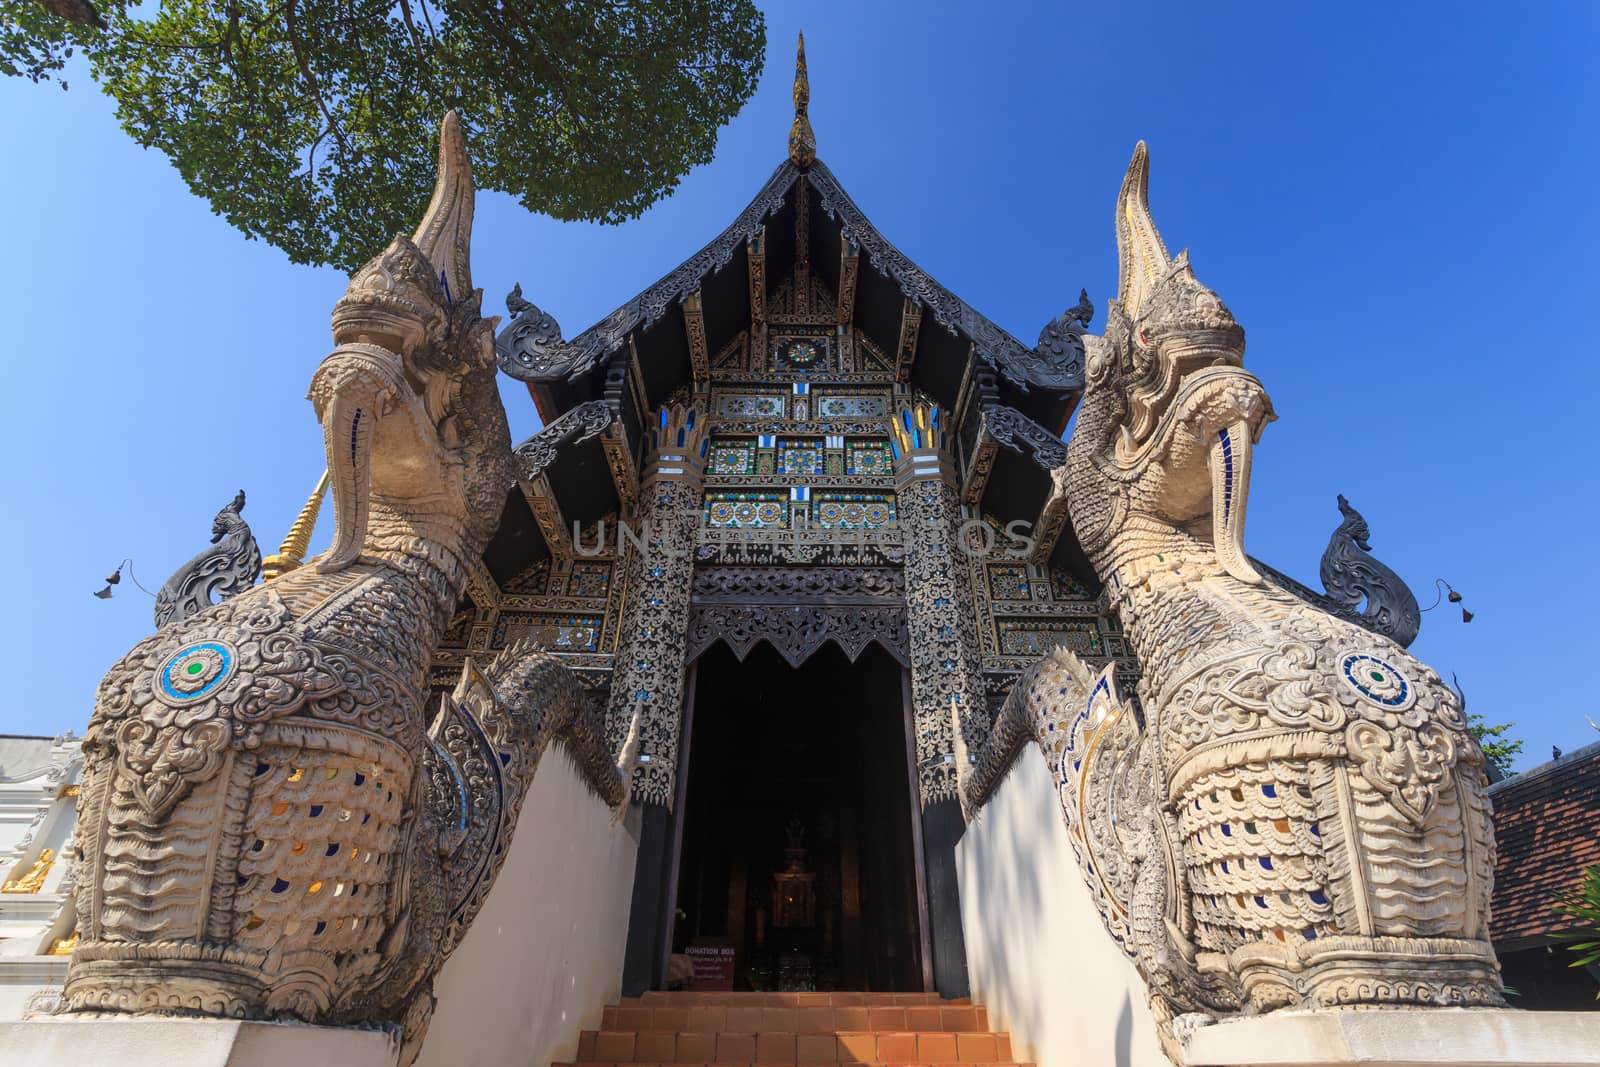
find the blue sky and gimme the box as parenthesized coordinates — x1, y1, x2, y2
(1, 2, 1595, 768)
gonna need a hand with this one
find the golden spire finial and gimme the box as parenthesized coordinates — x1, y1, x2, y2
(262, 470, 330, 580)
(788, 32, 816, 168)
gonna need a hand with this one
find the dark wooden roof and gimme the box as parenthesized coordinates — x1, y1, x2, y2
(495, 159, 1085, 428)
(1489, 740, 1600, 947)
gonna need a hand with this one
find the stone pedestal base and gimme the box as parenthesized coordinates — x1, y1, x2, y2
(0, 1017, 400, 1067)
(1177, 1008, 1600, 1067)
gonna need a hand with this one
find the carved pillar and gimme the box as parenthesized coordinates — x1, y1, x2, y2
(892, 394, 988, 806)
(606, 395, 708, 807)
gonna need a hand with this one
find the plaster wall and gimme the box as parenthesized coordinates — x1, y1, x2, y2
(955, 744, 1166, 1067)
(416, 748, 640, 1067)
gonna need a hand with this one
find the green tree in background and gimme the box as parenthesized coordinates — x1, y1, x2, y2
(3, 0, 765, 270)
(1468, 713, 1524, 778)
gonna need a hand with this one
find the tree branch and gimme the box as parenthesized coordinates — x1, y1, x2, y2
(283, 0, 349, 156)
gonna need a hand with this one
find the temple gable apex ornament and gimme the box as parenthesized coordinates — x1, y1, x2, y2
(788, 32, 816, 168)
(65, 112, 632, 1067)
(964, 141, 1500, 1061)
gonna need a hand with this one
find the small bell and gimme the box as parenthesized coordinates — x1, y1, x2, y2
(105, 570, 122, 586)
(1448, 588, 1462, 603)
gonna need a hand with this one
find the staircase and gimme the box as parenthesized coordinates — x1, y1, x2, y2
(559, 991, 1030, 1067)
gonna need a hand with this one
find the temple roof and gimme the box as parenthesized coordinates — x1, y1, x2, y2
(495, 156, 1087, 431)
(482, 36, 1094, 584)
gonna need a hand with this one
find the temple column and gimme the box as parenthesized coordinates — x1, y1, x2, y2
(892, 393, 984, 995)
(612, 396, 706, 995)
(605, 395, 708, 808)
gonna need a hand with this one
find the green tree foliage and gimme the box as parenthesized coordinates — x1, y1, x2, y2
(3, 0, 765, 269)
(1466, 712, 1523, 777)
(1554, 865, 1600, 999)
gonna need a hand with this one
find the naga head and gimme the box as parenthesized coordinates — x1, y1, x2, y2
(1335, 493, 1372, 550)
(1068, 143, 1276, 582)
(313, 112, 512, 572)
(209, 489, 249, 543)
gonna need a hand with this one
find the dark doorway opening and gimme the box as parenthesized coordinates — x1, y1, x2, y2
(673, 640, 925, 991)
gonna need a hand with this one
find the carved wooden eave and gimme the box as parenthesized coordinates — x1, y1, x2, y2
(961, 404, 1066, 506)
(495, 158, 1087, 432)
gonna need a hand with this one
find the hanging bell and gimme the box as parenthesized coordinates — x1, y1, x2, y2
(104, 569, 122, 586)
(1461, 608, 1474, 623)
(1448, 588, 1462, 603)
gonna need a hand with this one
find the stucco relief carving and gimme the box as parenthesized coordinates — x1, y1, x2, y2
(963, 144, 1499, 1057)
(65, 113, 631, 1065)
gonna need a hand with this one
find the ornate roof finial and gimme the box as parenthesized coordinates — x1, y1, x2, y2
(788, 32, 816, 168)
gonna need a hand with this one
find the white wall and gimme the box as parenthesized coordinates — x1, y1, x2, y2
(418, 750, 640, 1067)
(956, 745, 1166, 1067)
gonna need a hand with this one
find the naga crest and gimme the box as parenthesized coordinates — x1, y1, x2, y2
(153, 490, 262, 629)
(1068, 143, 1276, 584)
(316, 110, 513, 574)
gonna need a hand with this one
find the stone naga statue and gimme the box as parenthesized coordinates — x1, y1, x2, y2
(65, 113, 635, 1062)
(963, 144, 1500, 1050)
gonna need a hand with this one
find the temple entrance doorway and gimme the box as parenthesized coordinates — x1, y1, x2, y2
(671, 640, 927, 991)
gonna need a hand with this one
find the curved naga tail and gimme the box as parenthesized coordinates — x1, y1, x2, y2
(961, 649, 1239, 1044)
(372, 641, 637, 1063)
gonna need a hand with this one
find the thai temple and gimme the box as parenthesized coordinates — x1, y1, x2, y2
(3, 36, 1597, 1067)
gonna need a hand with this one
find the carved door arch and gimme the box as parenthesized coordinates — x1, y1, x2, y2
(684, 565, 909, 669)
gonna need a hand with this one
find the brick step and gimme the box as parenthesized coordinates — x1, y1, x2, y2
(579, 1030, 1014, 1064)
(602, 1005, 989, 1033)
(635, 992, 969, 1008)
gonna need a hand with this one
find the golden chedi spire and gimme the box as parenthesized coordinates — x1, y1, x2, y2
(261, 469, 330, 580)
(788, 32, 816, 168)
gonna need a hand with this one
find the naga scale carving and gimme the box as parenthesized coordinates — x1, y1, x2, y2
(153, 490, 262, 629)
(66, 114, 634, 1064)
(963, 144, 1499, 1058)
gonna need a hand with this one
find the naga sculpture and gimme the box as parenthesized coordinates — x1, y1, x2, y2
(65, 113, 634, 1063)
(153, 490, 262, 630)
(963, 144, 1499, 1053)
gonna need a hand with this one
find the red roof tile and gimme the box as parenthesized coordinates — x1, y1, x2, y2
(1489, 741, 1600, 944)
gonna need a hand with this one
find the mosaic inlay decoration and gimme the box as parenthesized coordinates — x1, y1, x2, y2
(997, 619, 1103, 657)
(780, 337, 822, 367)
(1338, 651, 1415, 710)
(706, 491, 788, 528)
(1052, 569, 1091, 600)
(846, 440, 894, 475)
(568, 562, 611, 599)
(715, 394, 786, 419)
(492, 613, 602, 652)
(155, 641, 237, 704)
(778, 440, 824, 475)
(817, 395, 890, 419)
(815, 492, 896, 530)
(708, 439, 757, 475)
(989, 564, 1032, 601)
